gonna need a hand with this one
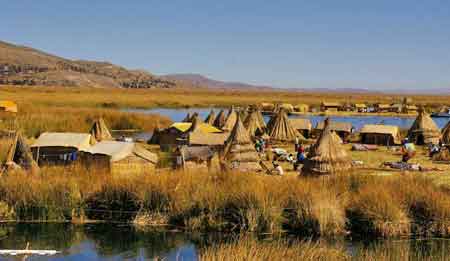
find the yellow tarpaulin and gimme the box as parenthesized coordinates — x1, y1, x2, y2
(0, 101, 18, 113)
(170, 122, 222, 133)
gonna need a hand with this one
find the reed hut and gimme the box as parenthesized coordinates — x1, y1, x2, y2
(2, 131, 39, 174)
(321, 102, 341, 112)
(239, 107, 248, 122)
(244, 110, 266, 138)
(90, 117, 113, 143)
(279, 103, 294, 113)
(187, 115, 228, 147)
(268, 110, 303, 143)
(255, 109, 266, 129)
(213, 110, 227, 129)
(173, 146, 220, 172)
(442, 121, 450, 145)
(204, 110, 216, 125)
(31, 132, 92, 165)
(314, 121, 352, 142)
(222, 107, 238, 131)
(360, 124, 402, 145)
(82, 141, 158, 175)
(294, 104, 309, 113)
(222, 115, 261, 172)
(260, 102, 275, 112)
(289, 118, 312, 138)
(302, 118, 352, 176)
(407, 108, 441, 145)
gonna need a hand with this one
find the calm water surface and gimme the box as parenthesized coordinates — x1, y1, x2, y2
(0, 224, 448, 260)
(126, 108, 450, 131)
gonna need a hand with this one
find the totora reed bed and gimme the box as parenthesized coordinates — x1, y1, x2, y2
(0, 167, 449, 238)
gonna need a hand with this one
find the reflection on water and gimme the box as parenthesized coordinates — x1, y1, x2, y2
(125, 108, 450, 131)
(0, 224, 449, 260)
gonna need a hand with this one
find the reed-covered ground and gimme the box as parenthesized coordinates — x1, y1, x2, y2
(2, 85, 450, 110)
(0, 167, 449, 239)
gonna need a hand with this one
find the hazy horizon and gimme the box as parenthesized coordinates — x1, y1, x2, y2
(2, 1, 450, 90)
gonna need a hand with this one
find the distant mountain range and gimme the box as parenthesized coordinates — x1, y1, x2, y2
(0, 40, 175, 88)
(1, 40, 448, 94)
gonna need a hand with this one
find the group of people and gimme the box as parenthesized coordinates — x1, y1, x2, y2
(270, 136, 307, 175)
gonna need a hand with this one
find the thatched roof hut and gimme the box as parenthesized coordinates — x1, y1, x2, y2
(3, 131, 39, 174)
(255, 109, 266, 129)
(82, 141, 158, 175)
(188, 115, 228, 147)
(314, 121, 353, 142)
(302, 118, 352, 176)
(90, 117, 113, 143)
(407, 108, 441, 145)
(442, 121, 450, 145)
(222, 107, 238, 132)
(213, 110, 227, 129)
(289, 118, 312, 138)
(0, 100, 18, 113)
(268, 110, 303, 143)
(222, 115, 261, 172)
(244, 110, 266, 138)
(204, 110, 216, 125)
(360, 124, 402, 145)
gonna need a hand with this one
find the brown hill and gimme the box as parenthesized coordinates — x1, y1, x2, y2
(0, 40, 175, 88)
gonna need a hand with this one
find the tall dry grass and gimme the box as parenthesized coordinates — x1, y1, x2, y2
(0, 168, 449, 238)
(199, 236, 349, 261)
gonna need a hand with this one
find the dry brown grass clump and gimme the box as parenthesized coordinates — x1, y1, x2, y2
(199, 236, 349, 261)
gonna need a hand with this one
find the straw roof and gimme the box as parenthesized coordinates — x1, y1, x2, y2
(223, 115, 261, 172)
(90, 117, 113, 143)
(316, 121, 352, 133)
(4, 131, 39, 173)
(83, 141, 158, 163)
(31, 132, 92, 150)
(222, 108, 238, 131)
(322, 102, 341, 107)
(360, 124, 402, 145)
(355, 104, 367, 108)
(302, 118, 352, 176)
(289, 118, 312, 131)
(213, 110, 227, 129)
(170, 122, 222, 133)
(187, 115, 228, 146)
(244, 110, 266, 138)
(204, 110, 216, 125)
(441, 120, 450, 145)
(407, 108, 441, 144)
(268, 110, 303, 142)
(255, 109, 266, 129)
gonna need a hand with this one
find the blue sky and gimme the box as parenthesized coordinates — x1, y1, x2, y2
(1, 0, 450, 90)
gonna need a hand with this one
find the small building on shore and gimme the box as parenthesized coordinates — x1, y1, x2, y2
(294, 104, 309, 113)
(354, 104, 367, 113)
(0, 100, 18, 113)
(321, 102, 341, 112)
(172, 146, 220, 172)
(314, 121, 353, 142)
(31, 132, 92, 165)
(375, 103, 391, 113)
(359, 124, 402, 145)
(289, 118, 312, 138)
(81, 141, 158, 175)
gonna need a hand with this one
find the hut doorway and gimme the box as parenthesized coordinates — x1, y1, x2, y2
(417, 134, 425, 145)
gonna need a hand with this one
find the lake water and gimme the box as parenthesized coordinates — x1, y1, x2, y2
(0, 224, 449, 260)
(126, 108, 450, 131)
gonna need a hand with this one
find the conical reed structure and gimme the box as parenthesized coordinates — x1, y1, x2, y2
(302, 118, 352, 176)
(407, 107, 441, 145)
(244, 110, 266, 138)
(222, 107, 238, 132)
(90, 117, 113, 143)
(213, 110, 226, 129)
(442, 120, 450, 145)
(4, 131, 39, 174)
(268, 110, 303, 143)
(223, 115, 261, 172)
(204, 110, 216, 125)
(256, 108, 266, 129)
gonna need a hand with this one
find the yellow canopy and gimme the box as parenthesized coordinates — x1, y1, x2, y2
(0, 100, 18, 113)
(170, 122, 222, 133)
